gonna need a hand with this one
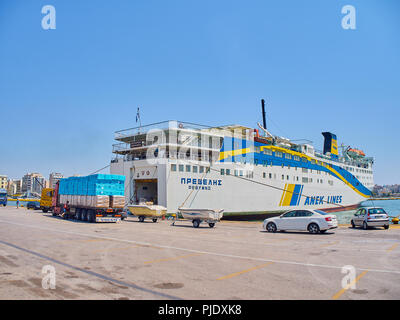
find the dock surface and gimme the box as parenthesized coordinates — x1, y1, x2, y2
(0, 206, 399, 300)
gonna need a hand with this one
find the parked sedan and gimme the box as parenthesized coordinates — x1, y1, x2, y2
(27, 201, 41, 210)
(351, 207, 389, 230)
(263, 209, 338, 234)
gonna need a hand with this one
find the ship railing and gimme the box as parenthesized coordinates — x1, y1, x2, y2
(112, 141, 222, 154)
(114, 120, 215, 140)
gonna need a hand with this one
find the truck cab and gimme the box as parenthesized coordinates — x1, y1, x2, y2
(0, 188, 7, 206)
(40, 188, 54, 213)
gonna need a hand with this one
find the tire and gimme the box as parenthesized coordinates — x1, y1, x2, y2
(308, 223, 320, 234)
(363, 221, 368, 230)
(351, 220, 355, 228)
(208, 223, 215, 228)
(75, 208, 81, 220)
(139, 216, 145, 222)
(82, 209, 88, 222)
(384, 225, 389, 230)
(152, 218, 158, 223)
(266, 222, 277, 233)
(52, 212, 57, 217)
(42, 208, 48, 213)
(88, 210, 95, 223)
(193, 219, 200, 228)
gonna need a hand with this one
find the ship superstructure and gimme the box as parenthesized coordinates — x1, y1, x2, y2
(110, 118, 373, 218)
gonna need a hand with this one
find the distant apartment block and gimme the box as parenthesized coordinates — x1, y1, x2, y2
(22, 173, 45, 195)
(0, 175, 7, 190)
(49, 172, 64, 189)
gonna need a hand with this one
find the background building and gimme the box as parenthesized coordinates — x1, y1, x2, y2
(49, 172, 64, 189)
(0, 175, 7, 190)
(22, 173, 45, 196)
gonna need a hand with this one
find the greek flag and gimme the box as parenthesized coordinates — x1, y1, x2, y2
(136, 107, 140, 123)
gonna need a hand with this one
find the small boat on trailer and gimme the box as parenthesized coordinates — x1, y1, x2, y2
(127, 203, 167, 222)
(177, 208, 224, 228)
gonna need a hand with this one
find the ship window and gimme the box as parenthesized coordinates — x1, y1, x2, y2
(287, 175, 289, 180)
(309, 178, 313, 183)
(206, 167, 210, 173)
(171, 164, 177, 172)
(296, 176, 299, 181)
(263, 172, 266, 178)
(199, 166, 204, 173)
(193, 166, 198, 173)
(294, 156, 300, 161)
(285, 153, 292, 159)
(302, 177, 308, 183)
(226, 169, 230, 175)
(186, 165, 191, 172)
(269, 173, 272, 179)
(281, 163, 284, 168)
(264, 149, 272, 155)
(221, 169, 225, 175)
(275, 152, 283, 158)
(301, 157, 307, 162)
(234, 170, 238, 176)
(239, 170, 243, 177)
(311, 159, 316, 164)
(282, 175, 284, 180)
(179, 165, 184, 172)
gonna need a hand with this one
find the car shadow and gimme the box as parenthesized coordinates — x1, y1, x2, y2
(259, 230, 335, 235)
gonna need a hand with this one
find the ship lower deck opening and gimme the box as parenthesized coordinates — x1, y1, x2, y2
(134, 179, 158, 204)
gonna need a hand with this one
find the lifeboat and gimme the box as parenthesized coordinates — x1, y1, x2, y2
(347, 148, 365, 157)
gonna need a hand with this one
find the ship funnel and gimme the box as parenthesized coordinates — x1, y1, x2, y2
(261, 99, 266, 130)
(322, 132, 338, 159)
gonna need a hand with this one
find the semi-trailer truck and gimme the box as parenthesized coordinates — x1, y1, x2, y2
(52, 174, 125, 223)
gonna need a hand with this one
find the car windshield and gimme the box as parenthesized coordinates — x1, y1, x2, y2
(315, 210, 329, 215)
(368, 208, 386, 214)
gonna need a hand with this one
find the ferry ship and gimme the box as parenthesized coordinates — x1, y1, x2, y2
(110, 105, 374, 219)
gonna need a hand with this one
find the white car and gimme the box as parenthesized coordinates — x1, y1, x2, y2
(263, 209, 338, 234)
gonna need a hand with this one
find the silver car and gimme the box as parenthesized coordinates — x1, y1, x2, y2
(351, 207, 390, 230)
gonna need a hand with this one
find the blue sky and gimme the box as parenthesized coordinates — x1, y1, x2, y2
(0, 0, 399, 184)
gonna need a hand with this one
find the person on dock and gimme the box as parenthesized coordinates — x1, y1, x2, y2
(61, 201, 70, 218)
(16, 199, 19, 209)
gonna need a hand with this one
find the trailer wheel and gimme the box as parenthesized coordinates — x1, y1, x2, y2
(88, 210, 95, 223)
(193, 219, 200, 228)
(208, 223, 215, 228)
(75, 208, 80, 220)
(152, 218, 158, 223)
(82, 209, 88, 222)
(42, 208, 48, 213)
(139, 216, 145, 222)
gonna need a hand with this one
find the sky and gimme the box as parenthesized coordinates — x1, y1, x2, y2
(0, 0, 399, 185)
